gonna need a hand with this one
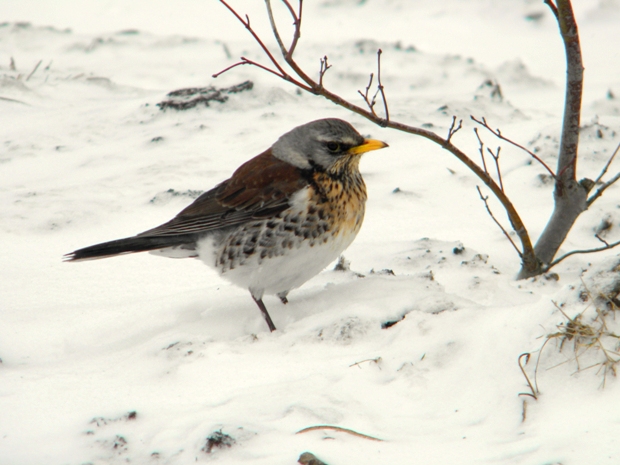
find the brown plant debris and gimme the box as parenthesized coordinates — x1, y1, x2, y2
(158, 80, 253, 110)
(202, 429, 236, 454)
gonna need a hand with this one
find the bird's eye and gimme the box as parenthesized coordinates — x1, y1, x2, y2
(326, 142, 340, 152)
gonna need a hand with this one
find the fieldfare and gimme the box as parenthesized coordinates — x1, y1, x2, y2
(64, 118, 388, 331)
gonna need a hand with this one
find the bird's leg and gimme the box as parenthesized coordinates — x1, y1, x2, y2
(277, 291, 289, 304)
(252, 295, 277, 332)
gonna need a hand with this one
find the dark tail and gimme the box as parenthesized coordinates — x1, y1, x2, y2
(63, 235, 197, 262)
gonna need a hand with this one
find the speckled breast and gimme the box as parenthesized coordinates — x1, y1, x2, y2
(216, 170, 367, 274)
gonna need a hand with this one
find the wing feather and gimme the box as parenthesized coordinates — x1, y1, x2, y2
(138, 150, 308, 238)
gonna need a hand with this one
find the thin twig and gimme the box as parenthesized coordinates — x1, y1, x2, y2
(296, 425, 384, 442)
(544, 0, 560, 19)
(358, 73, 376, 116)
(446, 116, 462, 143)
(286, 0, 303, 57)
(26, 59, 42, 81)
(594, 141, 620, 184)
(476, 186, 522, 257)
(217, 0, 313, 92)
(265, 0, 288, 56)
(319, 56, 331, 88)
(473, 128, 489, 175)
(488, 146, 504, 192)
(545, 238, 620, 271)
(356, 50, 388, 121)
(587, 171, 620, 207)
(471, 116, 556, 179)
(269, 0, 302, 58)
(219, 0, 286, 75)
(587, 140, 620, 206)
(595, 234, 610, 247)
(376, 49, 389, 122)
(212, 57, 283, 80)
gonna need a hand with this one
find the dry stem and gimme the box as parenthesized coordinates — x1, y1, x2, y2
(26, 59, 42, 81)
(446, 116, 462, 143)
(545, 238, 620, 271)
(349, 357, 382, 369)
(537, 295, 620, 389)
(471, 115, 556, 179)
(518, 353, 538, 399)
(593, 141, 620, 185)
(588, 141, 620, 207)
(476, 186, 521, 256)
(296, 425, 384, 442)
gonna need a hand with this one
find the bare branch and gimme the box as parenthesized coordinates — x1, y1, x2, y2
(356, 50, 388, 121)
(544, 0, 560, 20)
(358, 73, 377, 116)
(545, 238, 620, 271)
(488, 145, 504, 192)
(471, 115, 556, 179)
(265, 0, 302, 58)
(552, 0, 583, 184)
(446, 116, 462, 143)
(476, 186, 522, 257)
(522, 0, 587, 278)
(220, 0, 280, 70)
(285, 0, 303, 57)
(473, 128, 489, 176)
(594, 141, 620, 185)
(216, 0, 541, 277)
(595, 234, 610, 247)
(212, 57, 282, 80)
(376, 49, 389, 122)
(265, 0, 288, 56)
(318, 56, 331, 88)
(588, 171, 620, 207)
(217, 0, 314, 92)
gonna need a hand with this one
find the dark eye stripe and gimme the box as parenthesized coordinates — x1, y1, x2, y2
(325, 141, 353, 154)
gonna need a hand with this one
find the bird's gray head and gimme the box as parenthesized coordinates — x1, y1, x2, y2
(271, 118, 387, 172)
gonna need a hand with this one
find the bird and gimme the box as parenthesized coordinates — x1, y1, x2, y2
(64, 118, 388, 332)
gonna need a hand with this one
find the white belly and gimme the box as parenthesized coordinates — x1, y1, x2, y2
(196, 187, 364, 299)
(205, 227, 357, 298)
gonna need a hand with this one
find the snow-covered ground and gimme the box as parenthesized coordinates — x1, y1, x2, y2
(2, 1, 620, 464)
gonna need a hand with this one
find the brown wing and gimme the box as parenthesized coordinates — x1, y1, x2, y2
(138, 149, 309, 237)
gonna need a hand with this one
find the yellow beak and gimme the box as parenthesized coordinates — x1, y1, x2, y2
(348, 138, 389, 155)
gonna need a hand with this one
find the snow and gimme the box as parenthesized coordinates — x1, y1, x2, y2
(2, 0, 620, 464)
